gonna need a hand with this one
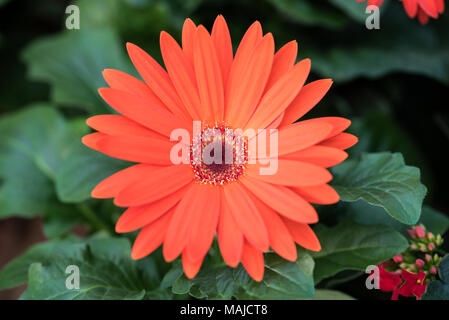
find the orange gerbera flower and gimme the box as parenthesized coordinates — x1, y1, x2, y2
(357, 0, 445, 24)
(82, 15, 357, 281)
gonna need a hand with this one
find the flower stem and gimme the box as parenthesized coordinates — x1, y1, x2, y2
(77, 203, 112, 234)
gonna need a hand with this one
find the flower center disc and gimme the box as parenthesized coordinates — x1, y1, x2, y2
(190, 126, 247, 185)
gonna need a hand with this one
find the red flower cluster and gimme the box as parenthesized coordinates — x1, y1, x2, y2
(378, 264, 427, 300)
(357, 0, 445, 25)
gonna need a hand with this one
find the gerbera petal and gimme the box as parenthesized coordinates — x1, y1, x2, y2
(246, 160, 332, 187)
(265, 40, 298, 92)
(81, 132, 106, 151)
(86, 115, 164, 139)
(282, 146, 348, 168)
(218, 196, 244, 267)
(224, 21, 263, 124)
(91, 164, 160, 199)
(226, 33, 275, 128)
(282, 218, 321, 251)
(245, 58, 311, 131)
(131, 209, 174, 260)
(222, 182, 269, 252)
(320, 133, 358, 150)
(299, 117, 351, 140)
(116, 185, 188, 233)
(194, 25, 225, 123)
(182, 18, 197, 64)
(291, 184, 340, 205)
(211, 15, 233, 84)
(98, 88, 189, 137)
(163, 184, 210, 261)
(251, 195, 297, 261)
(160, 31, 202, 120)
(277, 121, 333, 156)
(240, 176, 319, 223)
(182, 252, 204, 279)
(403, 0, 418, 17)
(94, 135, 173, 165)
(241, 242, 265, 282)
(280, 79, 333, 126)
(126, 42, 187, 119)
(115, 165, 193, 207)
(184, 185, 220, 262)
(102, 69, 169, 113)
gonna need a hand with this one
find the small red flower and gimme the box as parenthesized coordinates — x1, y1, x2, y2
(378, 264, 402, 299)
(398, 270, 427, 300)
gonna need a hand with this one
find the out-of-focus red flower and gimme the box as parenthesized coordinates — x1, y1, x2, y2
(356, 0, 445, 25)
(399, 270, 427, 300)
(356, 0, 384, 6)
(403, 0, 445, 25)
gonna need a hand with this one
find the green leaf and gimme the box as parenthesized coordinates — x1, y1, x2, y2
(0, 105, 73, 217)
(0, 105, 122, 235)
(0, 238, 84, 290)
(311, 289, 355, 300)
(422, 255, 449, 300)
(345, 201, 449, 237)
(311, 220, 409, 283)
(55, 146, 127, 203)
(6, 237, 161, 300)
(169, 251, 315, 300)
(332, 152, 427, 225)
(419, 206, 449, 236)
(233, 252, 315, 299)
(21, 28, 132, 114)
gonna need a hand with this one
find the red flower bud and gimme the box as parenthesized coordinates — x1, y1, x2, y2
(415, 226, 426, 238)
(415, 259, 425, 268)
(407, 229, 417, 238)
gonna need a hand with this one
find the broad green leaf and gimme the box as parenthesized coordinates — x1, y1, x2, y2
(419, 207, 449, 236)
(170, 251, 315, 300)
(22, 28, 132, 114)
(0, 105, 73, 217)
(233, 252, 315, 300)
(0, 105, 121, 236)
(345, 201, 449, 237)
(332, 152, 427, 225)
(0, 238, 84, 290)
(311, 289, 355, 300)
(422, 255, 449, 300)
(311, 220, 408, 283)
(10, 237, 161, 300)
(55, 146, 128, 203)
